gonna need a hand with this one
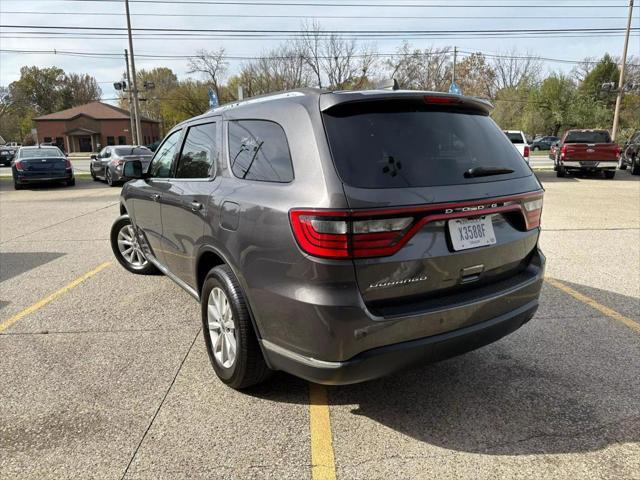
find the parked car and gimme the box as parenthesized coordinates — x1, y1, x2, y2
(553, 129, 620, 178)
(146, 140, 161, 152)
(12, 146, 74, 189)
(0, 146, 17, 166)
(111, 89, 545, 389)
(91, 145, 153, 186)
(618, 130, 640, 175)
(503, 130, 530, 162)
(530, 136, 559, 151)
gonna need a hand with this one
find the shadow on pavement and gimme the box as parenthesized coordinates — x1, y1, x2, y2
(0, 177, 116, 192)
(536, 170, 640, 184)
(0, 252, 65, 284)
(249, 282, 639, 456)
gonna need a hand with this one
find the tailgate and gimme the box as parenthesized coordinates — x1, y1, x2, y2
(564, 143, 618, 161)
(321, 97, 543, 310)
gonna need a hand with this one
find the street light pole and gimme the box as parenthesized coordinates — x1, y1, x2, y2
(124, 0, 142, 145)
(124, 49, 136, 144)
(611, 0, 634, 141)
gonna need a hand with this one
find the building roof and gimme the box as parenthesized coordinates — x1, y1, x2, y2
(34, 101, 159, 123)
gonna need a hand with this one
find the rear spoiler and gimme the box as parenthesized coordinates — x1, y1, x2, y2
(319, 90, 493, 114)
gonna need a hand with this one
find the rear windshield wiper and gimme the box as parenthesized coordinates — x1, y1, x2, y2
(464, 166, 515, 178)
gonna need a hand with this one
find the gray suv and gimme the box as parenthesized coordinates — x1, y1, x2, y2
(111, 89, 545, 389)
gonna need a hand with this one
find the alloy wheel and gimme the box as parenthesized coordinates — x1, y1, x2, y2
(207, 287, 237, 369)
(116, 224, 147, 268)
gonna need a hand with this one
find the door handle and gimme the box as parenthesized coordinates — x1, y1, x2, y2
(152, 194, 161, 202)
(190, 201, 203, 212)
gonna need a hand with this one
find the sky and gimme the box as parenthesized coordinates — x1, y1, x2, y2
(0, 0, 638, 103)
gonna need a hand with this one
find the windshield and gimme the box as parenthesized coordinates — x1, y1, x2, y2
(323, 102, 530, 188)
(19, 147, 64, 158)
(115, 147, 152, 156)
(506, 132, 525, 144)
(565, 131, 611, 144)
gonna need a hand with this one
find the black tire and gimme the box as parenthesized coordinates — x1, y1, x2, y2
(13, 181, 22, 190)
(556, 166, 565, 178)
(532, 146, 540, 151)
(632, 159, 640, 176)
(110, 215, 158, 275)
(66, 177, 76, 186)
(604, 170, 615, 179)
(618, 156, 627, 170)
(201, 265, 271, 389)
(90, 167, 98, 181)
(106, 168, 117, 187)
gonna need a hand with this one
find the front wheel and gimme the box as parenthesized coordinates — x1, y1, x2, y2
(110, 215, 158, 274)
(532, 146, 540, 151)
(631, 158, 640, 175)
(618, 156, 627, 170)
(556, 165, 566, 178)
(201, 265, 271, 389)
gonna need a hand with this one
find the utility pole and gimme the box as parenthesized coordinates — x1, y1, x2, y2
(124, 0, 142, 145)
(612, 0, 634, 141)
(124, 49, 136, 144)
(452, 46, 457, 84)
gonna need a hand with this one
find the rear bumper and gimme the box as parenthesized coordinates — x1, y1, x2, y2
(14, 172, 74, 183)
(262, 300, 538, 385)
(561, 160, 617, 170)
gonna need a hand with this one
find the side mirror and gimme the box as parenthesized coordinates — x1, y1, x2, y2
(90, 154, 98, 160)
(123, 159, 143, 179)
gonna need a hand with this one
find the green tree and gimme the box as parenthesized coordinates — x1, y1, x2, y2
(491, 86, 531, 131)
(8, 66, 65, 115)
(59, 73, 102, 109)
(579, 54, 619, 105)
(524, 74, 576, 136)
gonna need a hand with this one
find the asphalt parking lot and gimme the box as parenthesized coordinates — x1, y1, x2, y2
(0, 170, 639, 480)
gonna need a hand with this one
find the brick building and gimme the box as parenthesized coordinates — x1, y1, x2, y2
(34, 101, 160, 153)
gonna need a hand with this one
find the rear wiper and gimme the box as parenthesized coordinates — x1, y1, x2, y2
(464, 166, 515, 178)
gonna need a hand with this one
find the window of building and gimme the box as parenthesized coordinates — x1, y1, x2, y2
(118, 136, 126, 145)
(175, 122, 217, 179)
(228, 120, 293, 183)
(148, 130, 181, 178)
(107, 136, 115, 145)
(44, 137, 52, 143)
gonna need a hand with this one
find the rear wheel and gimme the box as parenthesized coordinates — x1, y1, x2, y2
(532, 146, 540, 151)
(201, 265, 271, 389)
(604, 170, 615, 179)
(556, 165, 566, 178)
(13, 181, 22, 190)
(618, 156, 627, 170)
(631, 158, 640, 176)
(106, 168, 116, 187)
(66, 177, 76, 187)
(110, 215, 158, 275)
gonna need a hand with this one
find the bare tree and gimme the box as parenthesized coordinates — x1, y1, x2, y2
(571, 57, 597, 84)
(322, 34, 360, 89)
(298, 21, 324, 88)
(386, 43, 452, 91)
(492, 50, 542, 90)
(187, 48, 229, 98)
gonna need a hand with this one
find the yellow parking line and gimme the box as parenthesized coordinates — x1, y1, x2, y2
(309, 383, 337, 480)
(0, 262, 112, 333)
(546, 278, 640, 334)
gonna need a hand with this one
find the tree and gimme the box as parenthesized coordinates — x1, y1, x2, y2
(579, 54, 619, 105)
(492, 50, 542, 90)
(8, 66, 65, 115)
(523, 74, 576, 136)
(491, 86, 531, 131)
(60, 73, 102, 109)
(456, 52, 496, 99)
(386, 42, 451, 91)
(187, 48, 229, 99)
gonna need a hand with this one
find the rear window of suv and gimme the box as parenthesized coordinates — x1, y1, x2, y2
(564, 131, 611, 144)
(323, 101, 530, 188)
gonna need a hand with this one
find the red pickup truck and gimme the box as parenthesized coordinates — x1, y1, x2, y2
(554, 129, 620, 179)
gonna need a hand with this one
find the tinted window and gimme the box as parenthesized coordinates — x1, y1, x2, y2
(149, 130, 181, 178)
(176, 122, 217, 178)
(564, 131, 611, 144)
(228, 120, 293, 182)
(506, 132, 525, 144)
(114, 147, 152, 156)
(323, 102, 530, 188)
(19, 147, 64, 158)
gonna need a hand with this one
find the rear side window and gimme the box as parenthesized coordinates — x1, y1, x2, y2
(176, 122, 218, 178)
(115, 147, 151, 156)
(228, 120, 293, 183)
(506, 132, 525, 144)
(565, 131, 611, 144)
(323, 102, 530, 188)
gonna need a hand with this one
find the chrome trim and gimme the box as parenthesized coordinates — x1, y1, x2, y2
(260, 339, 344, 369)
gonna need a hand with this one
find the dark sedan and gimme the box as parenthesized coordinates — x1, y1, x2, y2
(530, 136, 559, 151)
(0, 146, 16, 166)
(91, 145, 153, 186)
(12, 146, 75, 190)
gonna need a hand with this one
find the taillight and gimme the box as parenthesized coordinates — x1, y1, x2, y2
(523, 196, 544, 229)
(560, 145, 567, 158)
(15, 160, 24, 171)
(111, 159, 124, 166)
(290, 192, 544, 259)
(523, 145, 530, 158)
(423, 95, 460, 104)
(65, 158, 72, 168)
(290, 210, 414, 259)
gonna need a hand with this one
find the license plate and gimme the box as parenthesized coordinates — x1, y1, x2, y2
(448, 216, 496, 251)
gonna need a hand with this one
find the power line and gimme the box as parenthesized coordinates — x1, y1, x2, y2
(1, 0, 635, 7)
